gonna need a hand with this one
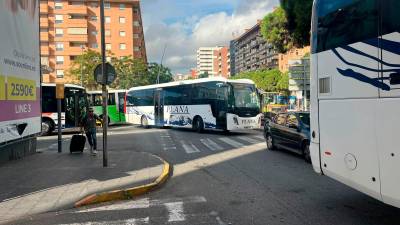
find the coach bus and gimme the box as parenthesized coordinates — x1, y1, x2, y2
(87, 90, 126, 124)
(41, 84, 88, 135)
(125, 77, 262, 132)
(310, 0, 400, 208)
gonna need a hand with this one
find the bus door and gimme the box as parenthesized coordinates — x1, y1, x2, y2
(117, 92, 126, 122)
(65, 89, 87, 128)
(154, 89, 164, 126)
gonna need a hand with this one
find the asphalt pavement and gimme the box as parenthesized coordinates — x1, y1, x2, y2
(6, 125, 400, 225)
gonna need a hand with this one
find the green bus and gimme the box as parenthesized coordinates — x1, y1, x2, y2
(87, 90, 126, 124)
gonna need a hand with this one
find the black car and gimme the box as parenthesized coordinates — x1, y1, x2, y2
(263, 112, 311, 162)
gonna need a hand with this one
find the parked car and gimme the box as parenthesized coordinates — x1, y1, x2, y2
(263, 112, 311, 163)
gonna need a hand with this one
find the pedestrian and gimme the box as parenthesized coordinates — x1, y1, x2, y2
(81, 107, 102, 156)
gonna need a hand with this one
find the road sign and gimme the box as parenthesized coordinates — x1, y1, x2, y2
(94, 63, 116, 85)
(56, 83, 64, 99)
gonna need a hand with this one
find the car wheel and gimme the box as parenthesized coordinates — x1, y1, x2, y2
(193, 117, 204, 133)
(141, 116, 149, 128)
(41, 120, 54, 136)
(303, 143, 311, 163)
(265, 133, 275, 150)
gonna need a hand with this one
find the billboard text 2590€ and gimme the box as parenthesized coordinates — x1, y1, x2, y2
(0, 0, 41, 143)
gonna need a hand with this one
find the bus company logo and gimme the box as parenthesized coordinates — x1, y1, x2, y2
(166, 105, 189, 114)
(241, 119, 255, 125)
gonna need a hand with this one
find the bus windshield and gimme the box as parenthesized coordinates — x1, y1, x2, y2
(232, 84, 260, 109)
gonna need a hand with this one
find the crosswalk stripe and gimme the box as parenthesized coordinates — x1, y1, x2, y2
(218, 137, 244, 148)
(237, 136, 261, 144)
(180, 141, 200, 153)
(200, 139, 223, 151)
(59, 217, 149, 225)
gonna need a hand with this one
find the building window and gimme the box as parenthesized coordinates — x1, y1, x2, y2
(119, 31, 126, 37)
(119, 43, 126, 50)
(56, 43, 64, 51)
(133, 8, 139, 14)
(55, 28, 64, 37)
(91, 43, 98, 49)
(40, 28, 49, 32)
(90, 2, 98, 8)
(105, 16, 111, 23)
(56, 56, 64, 64)
(55, 15, 63, 24)
(104, 2, 110, 9)
(56, 70, 64, 78)
(133, 33, 139, 39)
(55, 2, 63, 9)
(119, 4, 125, 10)
(106, 43, 111, 50)
(90, 16, 97, 21)
(119, 17, 126, 24)
(91, 30, 98, 36)
(133, 21, 140, 27)
(105, 29, 111, 36)
(134, 46, 140, 52)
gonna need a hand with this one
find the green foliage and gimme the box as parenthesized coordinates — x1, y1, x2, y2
(198, 71, 209, 78)
(68, 49, 102, 90)
(68, 50, 173, 90)
(280, 0, 313, 47)
(146, 63, 174, 85)
(261, 7, 292, 53)
(232, 69, 288, 92)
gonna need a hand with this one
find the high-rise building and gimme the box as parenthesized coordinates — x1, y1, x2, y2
(232, 21, 278, 75)
(278, 46, 310, 73)
(196, 46, 230, 78)
(39, 0, 147, 83)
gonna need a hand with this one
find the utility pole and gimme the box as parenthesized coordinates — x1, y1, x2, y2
(157, 44, 167, 84)
(100, 0, 108, 167)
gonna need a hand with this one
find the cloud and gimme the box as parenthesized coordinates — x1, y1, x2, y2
(142, 0, 279, 74)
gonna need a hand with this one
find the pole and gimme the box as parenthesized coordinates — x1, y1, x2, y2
(100, 0, 108, 167)
(303, 59, 307, 111)
(157, 44, 167, 84)
(57, 99, 62, 153)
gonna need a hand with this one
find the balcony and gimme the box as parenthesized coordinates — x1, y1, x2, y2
(40, 4, 48, 14)
(40, 46, 49, 55)
(66, 46, 87, 55)
(40, 32, 49, 42)
(67, 18, 88, 27)
(67, 5, 88, 15)
(66, 34, 88, 42)
(40, 18, 49, 27)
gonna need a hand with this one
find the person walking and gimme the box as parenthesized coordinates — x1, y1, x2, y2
(81, 107, 102, 156)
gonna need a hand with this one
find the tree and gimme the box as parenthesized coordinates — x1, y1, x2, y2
(280, 0, 313, 47)
(261, 7, 293, 53)
(110, 55, 148, 89)
(68, 49, 102, 90)
(198, 71, 209, 78)
(232, 69, 288, 92)
(146, 63, 174, 85)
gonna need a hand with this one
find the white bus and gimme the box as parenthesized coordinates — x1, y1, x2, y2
(310, 0, 400, 208)
(41, 84, 88, 135)
(125, 77, 262, 132)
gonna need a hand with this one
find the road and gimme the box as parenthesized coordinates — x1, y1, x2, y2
(9, 125, 400, 225)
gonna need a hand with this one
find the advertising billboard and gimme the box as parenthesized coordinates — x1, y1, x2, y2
(0, 0, 41, 143)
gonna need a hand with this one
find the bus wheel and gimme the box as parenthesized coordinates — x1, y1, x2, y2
(41, 120, 54, 136)
(303, 142, 311, 163)
(193, 117, 204, 133)
(141, 116, 149, 129)
(265, 133, 275, 150)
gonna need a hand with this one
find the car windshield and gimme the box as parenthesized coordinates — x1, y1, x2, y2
(298, 113, 310, 126)
(232, 83, 260, 109)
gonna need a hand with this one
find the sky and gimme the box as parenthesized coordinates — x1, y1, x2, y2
(141, 0, 279, 75)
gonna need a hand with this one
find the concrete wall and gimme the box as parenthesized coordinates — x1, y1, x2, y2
(0, 137, 37, 164)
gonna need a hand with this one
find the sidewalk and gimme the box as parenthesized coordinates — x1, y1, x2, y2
(0, 140, 166, 224)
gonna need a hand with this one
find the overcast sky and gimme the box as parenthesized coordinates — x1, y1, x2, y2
(141, 0, 279, 75)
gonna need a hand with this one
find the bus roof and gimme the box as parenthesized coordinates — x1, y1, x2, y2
(127, 77, 255, 91)
(87, 89, 127, 94)
(41, 83, 85, 89)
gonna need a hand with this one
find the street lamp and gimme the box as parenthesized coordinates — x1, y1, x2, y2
(157, 44, 167, 84)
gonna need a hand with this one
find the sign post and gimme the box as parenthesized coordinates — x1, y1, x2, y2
(56, 83, 64, 153)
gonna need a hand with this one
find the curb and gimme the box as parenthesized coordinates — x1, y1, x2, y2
(74, 155, 171, 208)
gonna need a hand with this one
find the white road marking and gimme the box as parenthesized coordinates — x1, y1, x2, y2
(180, 141, 200, 154)
(237, 136, 261, 144)
(200, 139, 223, 151)
(165, 202, 185, 222)
(58, 217, 149, 225)
(163, 146, 177, 150)
(218, 137, 244, 148)
(252, 136, 265, 141)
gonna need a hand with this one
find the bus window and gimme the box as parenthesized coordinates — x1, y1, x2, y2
(93, 94, 102, 106)
(108, 93, 116, 105)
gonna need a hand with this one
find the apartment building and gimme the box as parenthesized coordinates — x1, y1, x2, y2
(40, 0, 147, 83)
(196, 46, 230, 78)
(278, 46, 310, 73)
(232, 21, 278, 75)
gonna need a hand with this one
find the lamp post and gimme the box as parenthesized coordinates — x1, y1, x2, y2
(157, 44, 167, 84)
